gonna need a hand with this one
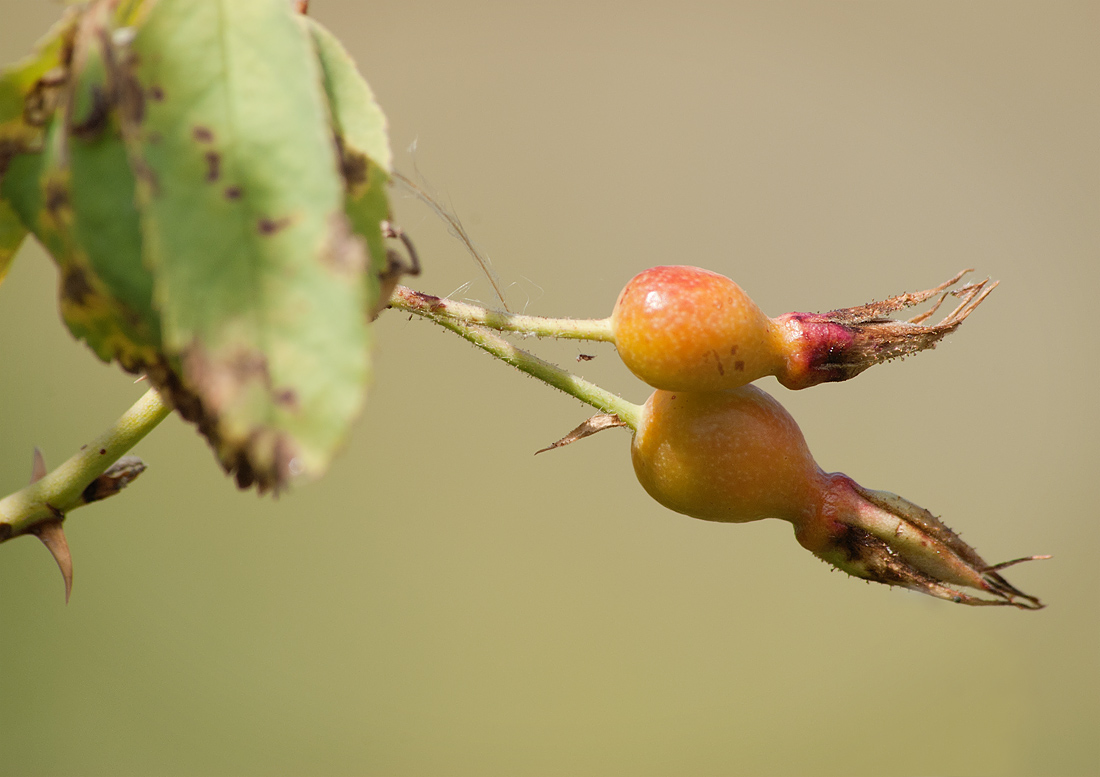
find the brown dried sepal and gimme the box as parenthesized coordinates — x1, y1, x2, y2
(800, 474, 1047, 609)
(776, 270, 997, 389)
(535, 413, 630, 455)
(80, 455, 147, 504)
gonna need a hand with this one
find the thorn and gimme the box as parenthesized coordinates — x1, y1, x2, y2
(31, 518, 73, 603)
(30, 447, 47, 483)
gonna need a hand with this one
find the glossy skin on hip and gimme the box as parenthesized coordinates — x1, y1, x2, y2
(630, 386, 825, 526)
(611, 266, 783, 392)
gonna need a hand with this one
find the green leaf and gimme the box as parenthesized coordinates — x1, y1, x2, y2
(0, 199, 27, 286)
(66, 20, 160, 351)
(0, 7, 80, 287)
(304, 17, 391, 176)
(123, 0, 371, 491)
(2, 115, 161, 370)
(304, 16, 393, 315)
(1, 5, 161, 371)
(0, 8, 79, 173)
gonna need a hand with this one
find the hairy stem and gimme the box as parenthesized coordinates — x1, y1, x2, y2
(392, 289, 641, 430)
(0, 388, 171, 540)
(391, 285, 615, 341)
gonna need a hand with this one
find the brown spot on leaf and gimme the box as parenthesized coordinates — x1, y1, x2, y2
(62, 267, 94, 306)
(192, 125, 214, 143)
(147, 351, 299, 495)
(341, 151, 368, 190)
(118, 72, 145, 125)
(729, 345, 738, 356)
(23, 68, 67, 126)
(131, 158, 159, 195)
(147, 357, 203, 422)
(204, 150, 220, 182)
(58, 17, 76, 69)
(333, 134, 369, 193)
(0, 139, 21, 178)
(734, 360, 745, 371)
(148, 85, 165, 101)
(70, 84, 110, 139)
(225, 186, 243, 200)
(229, 349, 271, 384)
(274, 388, 300, 411)
(45, 180, 70, 213)
(258, 216, 291, 235)
(234, 456, 256, 489)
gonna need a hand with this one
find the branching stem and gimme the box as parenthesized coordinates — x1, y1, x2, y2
(0, 388, 171, 540)
(390, 285, 615, 341)
(0, 287, 630, 542)
(390, 287, 641, 430)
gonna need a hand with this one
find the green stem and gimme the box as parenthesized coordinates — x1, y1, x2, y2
(0, 388, 171, 540)
(393, 289, 642, 430)
(391, 285, 615, 341)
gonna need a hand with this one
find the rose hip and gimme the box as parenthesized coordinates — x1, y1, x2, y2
(610, 265, 995, 391)
(630, 385, 1044, 607)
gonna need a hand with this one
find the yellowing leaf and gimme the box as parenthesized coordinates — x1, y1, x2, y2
(122, 0, 371, 491)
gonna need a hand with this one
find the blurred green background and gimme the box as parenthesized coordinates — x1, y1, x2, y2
(1, 2, 1097, 775)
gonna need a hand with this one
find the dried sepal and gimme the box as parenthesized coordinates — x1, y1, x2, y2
(79, 455, 147, 504)
(535, 413, 629, 454)
(776, 271, 998, 389)
(800, 474, 1046, 609)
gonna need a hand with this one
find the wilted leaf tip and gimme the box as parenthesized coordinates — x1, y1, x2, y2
(147, 347, 308, 494)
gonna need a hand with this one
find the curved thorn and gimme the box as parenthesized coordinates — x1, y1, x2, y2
(32, 517, 73, 604)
